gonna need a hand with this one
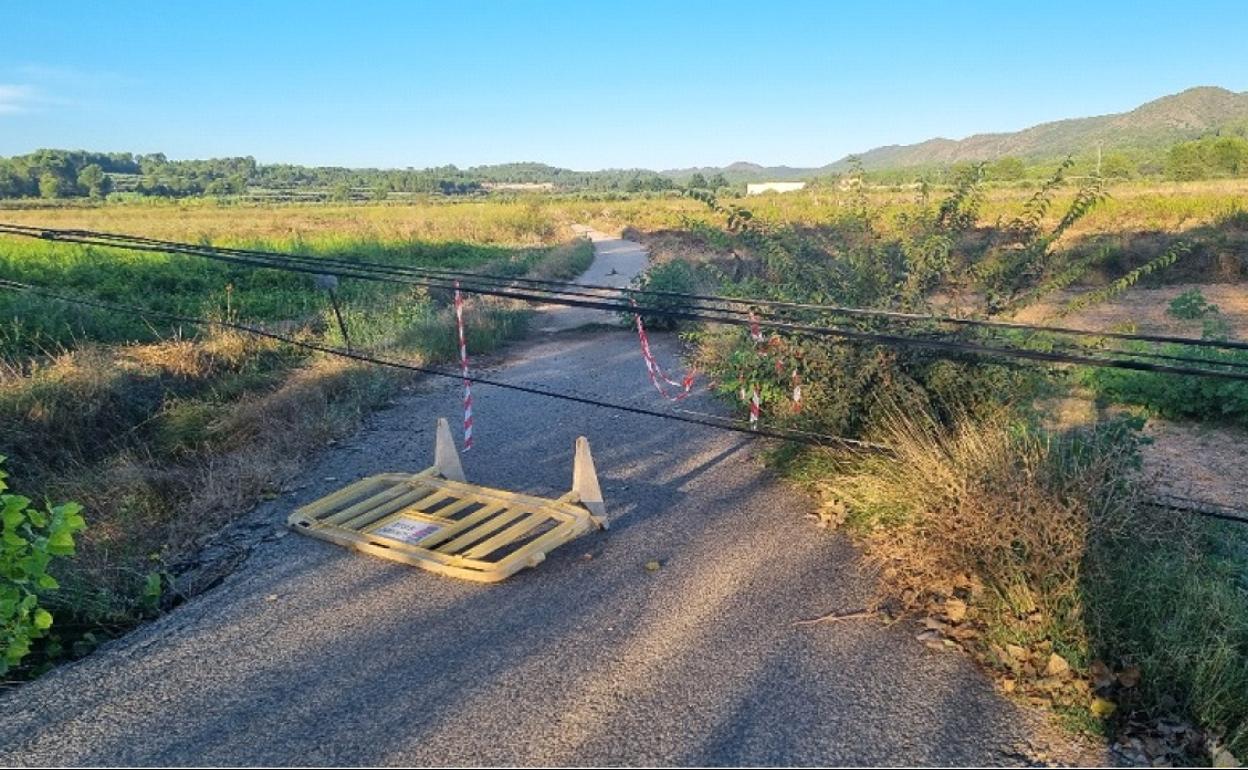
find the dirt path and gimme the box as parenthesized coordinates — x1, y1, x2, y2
(535, 226, 648, 331)
(0, 233, 1100, 766)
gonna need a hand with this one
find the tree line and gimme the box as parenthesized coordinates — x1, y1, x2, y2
(6, 132, 1247, 203)
(0, 150, 706, 201)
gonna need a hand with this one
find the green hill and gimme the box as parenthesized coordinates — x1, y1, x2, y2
(824, 86, 1248, 172)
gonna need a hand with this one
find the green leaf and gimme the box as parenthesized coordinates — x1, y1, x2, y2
(3, 505, 25, 530)
(46, 530, 76, 556)
(33, 608, 52, 630)
(36, 574, 59, 590)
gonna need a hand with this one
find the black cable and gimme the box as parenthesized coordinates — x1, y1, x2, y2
(3, 277, 1244, 526)
(6, 222, 1248, 354)
(42, 226, 1248, 370)
(4, 226, 1248, 381)
(0, 277, 888, 452)
(1143, 495, 1248, 526)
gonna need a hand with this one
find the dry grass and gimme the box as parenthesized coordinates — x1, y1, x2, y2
(0, 198, 569, 246)
(831, 409, 1134, 637)
(50, 353, 398, 606)
(781, 408, 1248, 760)
(1014, 282, 1248, 337)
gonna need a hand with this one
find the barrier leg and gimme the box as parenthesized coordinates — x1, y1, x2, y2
(572, 436, 607, 529)
(434, 417, 466, 482)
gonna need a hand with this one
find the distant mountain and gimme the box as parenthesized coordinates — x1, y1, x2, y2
(827, 86, 1248, 172)
(662, 86, 1248, 180)
(660, 161, 811, 183)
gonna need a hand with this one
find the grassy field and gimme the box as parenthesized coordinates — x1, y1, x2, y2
(552, 178, 1248, 240)
(0, 198, 592, 676)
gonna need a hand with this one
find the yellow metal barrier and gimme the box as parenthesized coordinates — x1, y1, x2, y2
(288, 418, 606, 582)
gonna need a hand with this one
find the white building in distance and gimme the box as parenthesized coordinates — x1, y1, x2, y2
(746, 181, 807, 195)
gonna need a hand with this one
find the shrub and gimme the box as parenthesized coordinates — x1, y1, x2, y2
(1080, 345, 1248, 426)
(1167, 288, 1219, 320)
(1, 457, 85, 674)
(628, 259, 701, 330)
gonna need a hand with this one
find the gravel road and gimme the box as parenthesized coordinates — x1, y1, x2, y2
(0, 231, 1100, 766)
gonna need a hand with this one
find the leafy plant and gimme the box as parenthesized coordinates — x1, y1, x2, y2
(628, 259, 701, 330)
(1060, 242, 1191, 317)
(976, 157, 1111, 313)
(1, 457, 85, 674)
(1167, 288, 1219, 320)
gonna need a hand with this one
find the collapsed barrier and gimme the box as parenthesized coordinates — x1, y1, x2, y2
(289, 418, 606, 582)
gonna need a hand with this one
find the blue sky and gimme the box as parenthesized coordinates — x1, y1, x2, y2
(3, 1, 1247, 170)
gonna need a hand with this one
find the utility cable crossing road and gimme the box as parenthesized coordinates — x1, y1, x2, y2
(0, 229, 1099, 766)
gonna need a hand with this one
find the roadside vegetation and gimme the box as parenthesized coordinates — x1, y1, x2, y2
(0, 201, 590, 678)
(624, 169, 1247, 763)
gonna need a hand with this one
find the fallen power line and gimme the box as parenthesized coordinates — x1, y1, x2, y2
(0, 278, 887, 452)
(7, 222, 1248, 353)
(3, 224, 1248, 381)
(3, 277, 1245, 527)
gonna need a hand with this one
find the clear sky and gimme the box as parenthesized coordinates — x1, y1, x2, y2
(3, 1, 1246, 170)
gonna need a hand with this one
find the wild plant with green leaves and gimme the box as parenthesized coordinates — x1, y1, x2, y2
(975, 157, 1113, 313)
(1, 457, 84, 675)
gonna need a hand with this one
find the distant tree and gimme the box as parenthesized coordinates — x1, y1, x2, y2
(687, 172, 708, 189)
(1208, 136, 1248, 175)
(330, 181, 352, 202)
(38, 172, 62, 199)
(1100, 152, 1134, 179)
(987, 157, 1026, 181)
(708, 173, 728, 190)
(1166, 142, 1209, 181)
(77, 163, 110, 198)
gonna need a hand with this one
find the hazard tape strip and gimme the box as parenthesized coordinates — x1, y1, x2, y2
(453, 281, 474, 450)
(746, 310, 803, 423)
(632, 300, 696, 400)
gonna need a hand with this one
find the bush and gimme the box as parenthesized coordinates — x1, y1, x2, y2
(1, 457, 85, 674)
(1167, 288, 1218, 320)
(1079, 346, 1248, 426)
(627, 259, 701, 330)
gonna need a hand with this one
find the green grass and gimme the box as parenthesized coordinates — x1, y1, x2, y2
(0, 235, 583, 359)
(1079, 346, 1248, 426)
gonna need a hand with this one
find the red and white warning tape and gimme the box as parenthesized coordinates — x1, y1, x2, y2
(453, 281, 473, 450)
(748, 309, 765, 344)
(742, 309, 802, 427)
(631, 300, 696, 400)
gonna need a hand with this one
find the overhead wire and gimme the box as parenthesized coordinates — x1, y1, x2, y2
(3, 224, 1248, 380)
(0, 277, 887, 452)
(5, 222, 1248, 355)
(4, 276, 1245, 527)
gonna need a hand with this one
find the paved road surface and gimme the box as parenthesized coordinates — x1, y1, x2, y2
(0, 230, 1098, 766)
(535, 226, 648, 332)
